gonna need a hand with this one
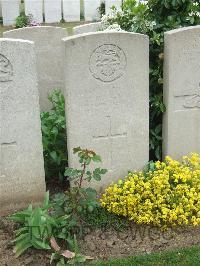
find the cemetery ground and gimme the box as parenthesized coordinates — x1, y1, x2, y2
(1, 214, 200, 265)
(0, 143, 200, 265)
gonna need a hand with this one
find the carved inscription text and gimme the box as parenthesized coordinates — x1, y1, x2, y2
(0, 54, 13, 82)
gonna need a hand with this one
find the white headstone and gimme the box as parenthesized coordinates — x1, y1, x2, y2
(63, 32, 149, 191)
(163, 26, 200, 159)
(63, 0, 80, 22)
(84, 0, 100, 21)
(4, 26, 68, 111)
(2, 0, 20, 26)
(0, 0, 2, 18)
(73, 22, 103, 35)
(105, 0, 121, 14)
(0, 38, 45, 215)
(44, 0, 62, 23)
(25, 0, 43, 23)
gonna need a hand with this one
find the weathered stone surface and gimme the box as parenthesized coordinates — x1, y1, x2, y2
(163, 26, 200, 159)
(0, 1, 2, 17)
(44, 0, 62, 23)
(0, 39, 45, 215)
(84, 0, 100, 21)
(105, 0, 122, 14)
(3, 26, 68, 110)
(63, 32, 149, 191)
(25, 0, 43, 23)
(73, 22, 103, 35)
(2, 0, 20, 26)
(63, 0, 80, 22)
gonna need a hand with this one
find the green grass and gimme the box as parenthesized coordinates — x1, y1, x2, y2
(0, 24, 14, 37)
(92, 245, 200, 266)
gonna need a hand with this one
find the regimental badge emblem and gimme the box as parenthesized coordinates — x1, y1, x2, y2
(89, 44, 127, 82)
(0, 54, 13, 82)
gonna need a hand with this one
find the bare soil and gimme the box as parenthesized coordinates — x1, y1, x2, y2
(79, 224, 200, 260)
(0, 218, 50, 266)
(0, 217, 200, 266)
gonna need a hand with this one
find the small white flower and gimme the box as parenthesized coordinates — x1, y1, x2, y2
(193, 2, 199, 7)
(140, 0, 148, 5)
(189, 11, 200, 17)
(104, 23, 124, 32)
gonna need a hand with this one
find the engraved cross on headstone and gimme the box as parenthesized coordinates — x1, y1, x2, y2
(0, 142, 17, 178)
(93, 116, 127, 169)
(174, 82, 200, 111)
(183, 82, 200, 109)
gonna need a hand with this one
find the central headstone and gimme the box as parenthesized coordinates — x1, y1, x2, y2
(63, 32, 149, 190)
(0, 39, 45, 215)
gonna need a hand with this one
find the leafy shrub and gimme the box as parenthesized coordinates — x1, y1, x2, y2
(101, 0, 200, 160)
(10, 148, 107, 265)
(52, 148, 107, 230)
(15, 12, 41, 28)
(98, 1, 106, 18)
(41, 90, 67, 182)
(101, 153, 200, 229)
(15, 11, 29, 28)
(10, 191, 93, 264)
(28, 14, 41, 27)
(10, 192, 56, 257)
(51, 148, 107, 265)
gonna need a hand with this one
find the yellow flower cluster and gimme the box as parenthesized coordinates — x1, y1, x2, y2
(101, 153, 200, 228)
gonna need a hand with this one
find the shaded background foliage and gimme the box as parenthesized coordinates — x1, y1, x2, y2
(103, 0, 200, 160)
(41, 90, 68, 183)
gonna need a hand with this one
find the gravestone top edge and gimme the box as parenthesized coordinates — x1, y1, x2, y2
(62, 31, 149, 43)
(164, 25, 200, 36)
(3, 26, 67, 36)
(73, 22, 102, 30)
(0, 38, 34, 46)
